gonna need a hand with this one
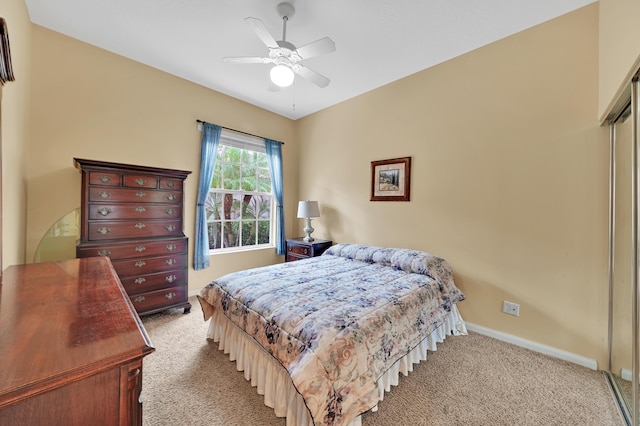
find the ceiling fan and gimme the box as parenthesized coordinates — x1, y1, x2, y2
(223, 2, 336, 89)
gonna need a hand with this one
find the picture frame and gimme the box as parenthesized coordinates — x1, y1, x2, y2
(370, 156, 411, 201)
(0, 18, 15, 85)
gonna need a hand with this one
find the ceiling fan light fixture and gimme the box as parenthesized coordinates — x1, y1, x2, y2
(270, 64, 295, 87)
(225, 2, 335, 89)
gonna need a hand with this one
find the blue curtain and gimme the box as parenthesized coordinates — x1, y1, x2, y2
(265, 139, 286, 255)
(194, 122, 222, 270)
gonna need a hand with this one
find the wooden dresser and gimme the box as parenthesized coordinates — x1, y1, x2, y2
(0, 257, 154, 425)
(74, 158, 192, 316)
(285, 238, 332, 262)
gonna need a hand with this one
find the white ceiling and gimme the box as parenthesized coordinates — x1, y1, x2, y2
(25, 0, 596, 120)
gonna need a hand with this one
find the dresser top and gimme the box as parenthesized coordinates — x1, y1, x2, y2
(74, 157, 191, 178)
(286, 237, 332, 245)
(0, 257, 154, 403)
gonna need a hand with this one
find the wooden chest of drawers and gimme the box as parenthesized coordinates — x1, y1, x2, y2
(0, 257, 154, 425)
(75, 158, 192, 316)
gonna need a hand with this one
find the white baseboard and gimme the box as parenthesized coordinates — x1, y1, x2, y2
(188, 289, 201, 298)
(621, 368, 632, 381)
(465, 322, 598, 371)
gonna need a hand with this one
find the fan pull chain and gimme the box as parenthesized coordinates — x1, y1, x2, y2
(292, 80, 296, 111)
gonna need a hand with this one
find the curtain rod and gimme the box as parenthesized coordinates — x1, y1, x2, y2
(196, 119, 284, 144)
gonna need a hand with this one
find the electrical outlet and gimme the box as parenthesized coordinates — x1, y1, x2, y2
(503, 301, 520, 317)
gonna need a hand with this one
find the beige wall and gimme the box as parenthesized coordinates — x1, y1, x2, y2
(599, 0, 640, 119)
(10, 2, 616, 366)
(28, 25, 298, 290)
(1, 0, 30, 268)
(298, 5, 608, 365)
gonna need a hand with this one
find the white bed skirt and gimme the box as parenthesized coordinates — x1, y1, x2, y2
(206, 305, 467, 426)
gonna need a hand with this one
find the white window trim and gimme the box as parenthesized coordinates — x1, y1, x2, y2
(206, 130, 275, 254)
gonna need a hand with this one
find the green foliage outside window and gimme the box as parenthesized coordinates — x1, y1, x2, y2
(207, 145, 272, 250)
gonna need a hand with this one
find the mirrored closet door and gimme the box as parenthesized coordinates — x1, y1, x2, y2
(607, 73, 640, 426)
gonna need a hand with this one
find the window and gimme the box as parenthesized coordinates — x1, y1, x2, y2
(206, 131, 272, 251)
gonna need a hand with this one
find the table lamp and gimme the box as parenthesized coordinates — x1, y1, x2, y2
(297, 200, 320, 242)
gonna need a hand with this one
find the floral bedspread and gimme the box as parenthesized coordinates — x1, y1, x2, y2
(198, 244, 465, 426)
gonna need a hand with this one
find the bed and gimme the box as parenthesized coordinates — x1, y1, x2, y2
(197, 243, 467, 426)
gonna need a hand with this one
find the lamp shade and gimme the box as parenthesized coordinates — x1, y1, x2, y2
(297, 200, 320, 218)
(270, 64, 295, 87)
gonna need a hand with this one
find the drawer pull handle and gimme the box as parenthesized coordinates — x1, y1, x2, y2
(98, 191, 111, 199)
(165, 292, 176, 300)
(166, 275, 177, 283)
(97, 207, 111, 216)
(166, 194, 176, 201)
(134, 223, 146, 229)
(166, 209, 176, 215)
(135, 261, 146, 268)
(166, 244, 177, 251)
(136, 191, 146, 198)
(135, 207, 147, 213)
(97, 250, 111, 256)
(166, 225, 176, 232)
(134, 296, 146, 303)
(135, 178, 147, 186)
(99, 176, 112, 183)
(134, 277, 146, 284)
(135, 245, 146, 252)
(97, 227, 110, 235)
(166, 181, 175, 188)
(166, 259, 177, 266)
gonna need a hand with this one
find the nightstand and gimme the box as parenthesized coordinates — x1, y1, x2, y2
(285, 238, 332, 262)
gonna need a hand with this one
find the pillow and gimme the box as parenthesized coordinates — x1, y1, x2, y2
(324, 243, 447, 283)
(324, 243, 464, 305)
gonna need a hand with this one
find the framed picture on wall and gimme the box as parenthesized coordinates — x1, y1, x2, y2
(0, 18, 15, 85)
(370, 156, 411, 201)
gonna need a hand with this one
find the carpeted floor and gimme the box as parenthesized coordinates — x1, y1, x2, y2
(140, 297, 623, 425)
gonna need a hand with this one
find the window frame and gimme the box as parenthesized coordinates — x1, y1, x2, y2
(206, 130, 274, 254)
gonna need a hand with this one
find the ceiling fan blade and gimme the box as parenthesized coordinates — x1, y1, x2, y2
(223, 56, 270, 64)
(294, 65, 330, 88)
(245, 17, 279, 49)
(295, 37, 336, 60)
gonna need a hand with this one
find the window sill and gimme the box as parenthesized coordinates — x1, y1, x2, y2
(209, 244, 275, 256)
